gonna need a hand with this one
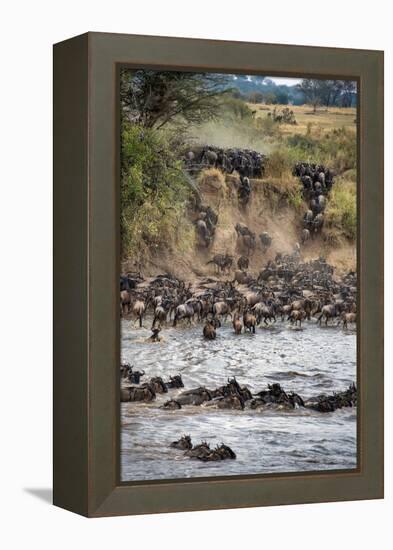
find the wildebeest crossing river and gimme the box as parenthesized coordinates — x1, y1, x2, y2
(121, 319, 357, 481)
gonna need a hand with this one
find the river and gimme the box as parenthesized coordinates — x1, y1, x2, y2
(120, 319, 357, 482)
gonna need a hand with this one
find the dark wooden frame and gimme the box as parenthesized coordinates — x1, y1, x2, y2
(53, 32, 384, 517)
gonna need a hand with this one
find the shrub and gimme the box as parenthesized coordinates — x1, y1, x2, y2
(325, 179, 356, 240)
(265, 149, 295, 178)
(221, 97, 255, 120)
(121, 124, 191, 260)
(197, 168, 226, 191)
(285, 126, 357, 174)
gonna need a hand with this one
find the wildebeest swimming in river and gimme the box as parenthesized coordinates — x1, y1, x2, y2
(249, 383, 304, 410)
(161, 399, 182, 410)
(204, 393, 245, 410)
(184, 441, 211, 460)
(170, 435, 193, 450)
(199, 444, 237, 461)
(305, 383, 357, 412)
(120, 363, 145, 384)
(121, 384, 156, 403)
(177, 387, 212, 406)
(171, 435, 237, 461)
(165, 374, 184, 389)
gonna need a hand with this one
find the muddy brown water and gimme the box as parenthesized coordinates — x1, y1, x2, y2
(120, 318, 357, 482)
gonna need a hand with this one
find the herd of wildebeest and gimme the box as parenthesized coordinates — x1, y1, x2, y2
(120, 250, 357, 462)
(120, 151, 356, 462)
(120, 366, 357, 462)
(189, 147, 337, 249)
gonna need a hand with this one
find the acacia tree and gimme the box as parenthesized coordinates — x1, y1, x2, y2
(120, 69, 230, 129)
(296, 79, 323, 112)
(341, 80, 356, 107)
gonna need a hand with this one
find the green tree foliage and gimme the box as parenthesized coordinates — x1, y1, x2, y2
(296, 79, 357, 109)
(221, 97, 255, 120)
(286, 127, 356, 173)
(296, 79, 323, 112)
(120, 69, 230, 130)
(247, 91, 265, 103)
(120, 123, 192, 259)
(274, 89, 289, 105)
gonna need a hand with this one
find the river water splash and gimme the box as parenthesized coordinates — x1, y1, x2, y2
(120, 319, 357, 482)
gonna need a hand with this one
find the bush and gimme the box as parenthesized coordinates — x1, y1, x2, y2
(121, 124, 192, 260)
(325, 179, 356, 240)
(197, 168, 226, 192)
(255, 115, 280, 138)
(221, 97, 255, 120)
(285, 126, 357, 174)
(265, 149, 295, 178)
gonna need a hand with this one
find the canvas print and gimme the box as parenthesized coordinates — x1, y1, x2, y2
(119, 70, 357, 482)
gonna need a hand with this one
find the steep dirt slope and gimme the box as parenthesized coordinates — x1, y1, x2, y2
(122, 172, 356, 280)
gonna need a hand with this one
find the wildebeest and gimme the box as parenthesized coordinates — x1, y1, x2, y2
(206, 254, 233, 273)
(237, 255, 249, 271)
(195, 218, 212, 247)
(235, 223, 256, 256)
(305, 384, 356, 412)
(232, 311, 242, 334)
(253, 302, 276, 325)
(185, 441, 211, 459)
(233, 270, 253, 285)
(204, 394, 245, 410)
(121, 384, 156, 402)
(301, 228, 311, 244)
(177, 387, 212, 406)
(243, 310, 256, 333)
(289, 309, 306, 327)
(303, 209, 314, 229)
(317, 304, 340, 326)
(170, 435, 192, 450)
(201, 148, 218, 166)
(149, 376, 168, 394)
(312, 213, 324, 234)
(259, 232, 272, 253)
(200, 444, 236, 461)
(212, 299, 237, 321)
(173, 302, 196, 326)
(151, 305, 168, 328)
(165, 375, 184, 389)
(339, 311, 356, 330)
(127, 365, 145, 384)
(203, 320, 216, 340)
(148, 327, 162, 342)
(120, 290, 132, 315)
(132, 298, 146, 327)
(195, 443, 237, 461)
(161, 399, 182, 410)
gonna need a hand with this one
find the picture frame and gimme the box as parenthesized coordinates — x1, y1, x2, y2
(53, 32, 384, 517)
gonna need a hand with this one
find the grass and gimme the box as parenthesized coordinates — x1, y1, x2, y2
(248, 103, 357, 137)
(325, 178, 356, 240)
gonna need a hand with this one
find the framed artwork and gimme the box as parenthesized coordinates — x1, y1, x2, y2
(53, 32, 383, 517)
